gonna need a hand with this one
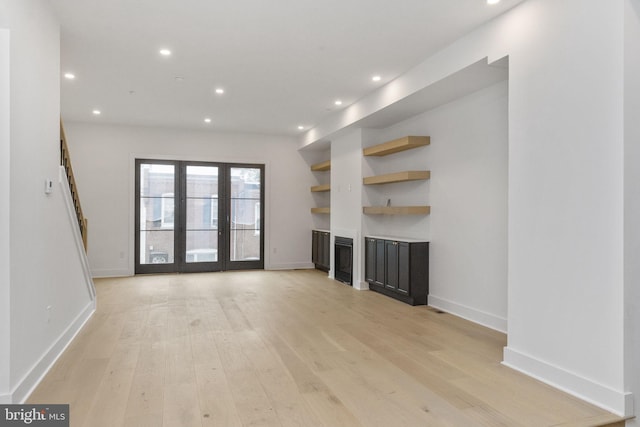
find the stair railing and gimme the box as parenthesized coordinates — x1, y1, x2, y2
(60, 120, 88, 251)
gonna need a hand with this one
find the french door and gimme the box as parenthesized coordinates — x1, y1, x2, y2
(135, 160, 264, 274)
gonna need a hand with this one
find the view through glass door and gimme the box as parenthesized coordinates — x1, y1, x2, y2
(135, 160, 264, 274)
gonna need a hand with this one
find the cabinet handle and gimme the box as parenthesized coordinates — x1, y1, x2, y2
(393, 241, 398, 246)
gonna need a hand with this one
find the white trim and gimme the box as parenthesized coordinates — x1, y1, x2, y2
(91, 269, 133, 278)
(96, 264, 317, 276)
(428, 294, 507, 333)
(12, 301, 96, 404)
(354, 281, 369, 291)
(503, 346, 633, 417)
(59, 166, 96, 300)
(267, 262, 314, 271)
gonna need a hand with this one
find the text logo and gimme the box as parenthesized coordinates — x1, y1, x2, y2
(0, 405, 69, 426)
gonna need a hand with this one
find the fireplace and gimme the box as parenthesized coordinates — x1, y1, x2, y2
(334, 236, 353, 286)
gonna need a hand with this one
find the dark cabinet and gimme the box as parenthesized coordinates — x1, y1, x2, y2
(312, 230, 330, 272)
(364, 236, 429, 306)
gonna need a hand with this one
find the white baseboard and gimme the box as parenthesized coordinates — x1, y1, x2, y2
(267, 262, 315, 270)
(91, 268, 132, 278)
(503, 346, 634, 417)
(354, 281, 370, 291)
(0, 393, 10, 404)
(10, 300, 96, 404)
(428, 294, 507, 333)
(93, 263, 317, 276)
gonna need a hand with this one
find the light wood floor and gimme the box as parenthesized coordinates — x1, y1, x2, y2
(28, 270, 624, 427)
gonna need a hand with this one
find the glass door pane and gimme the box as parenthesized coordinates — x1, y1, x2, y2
(185, 165, 219, 264)
(229, 167, 262, 262)
(138, 163, 175, 266)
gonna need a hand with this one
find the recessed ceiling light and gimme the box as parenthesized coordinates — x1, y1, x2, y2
(174, 76, 184, 82)
(372, 75, 381, 82)
(92, 110, 101, 115)
(297, 125, 305, 130)
(487, 0, 500, 4)
(215, 88, 225, 94)
(159, 49, 172, 56)
(204, 118, 212, 123)
(334, 100, 343, 106)
(64, 73, 76, 80)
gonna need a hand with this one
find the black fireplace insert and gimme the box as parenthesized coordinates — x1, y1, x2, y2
(334, 236, 353, 285)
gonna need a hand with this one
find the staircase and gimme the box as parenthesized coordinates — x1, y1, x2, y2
(60, 120, 88, 250)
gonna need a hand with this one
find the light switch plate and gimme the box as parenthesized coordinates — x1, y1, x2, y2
(45, 179, 53, 194)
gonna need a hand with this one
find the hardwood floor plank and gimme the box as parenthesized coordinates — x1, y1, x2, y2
(260, 328, 363, 426)
(194, 361, 243, 427)
(124, 372, 165, 420)
(163, 382, 203, 427)
(239, 330, 325, 426)
(164, 335, 196, 386)
(64, 358, 110, 427)
(213, 331, 282, 427)
(82, 342, 140, 427)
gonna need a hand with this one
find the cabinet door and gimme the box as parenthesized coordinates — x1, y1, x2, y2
(375, 239, 385, 286)
(312, 231, 318, 265)
(318, 233, 323, 267)
(365, 238, 376, 283)
(397, 242, 410, 295)
(321, 232, 330, 269)
(385, 240, 399, 290)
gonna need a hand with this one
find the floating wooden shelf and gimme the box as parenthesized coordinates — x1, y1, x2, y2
(363, 171, 430, 185)
(311, 207, 331, 214)
(310, 184, 330, 192)
(363, 206, 431, 215)
(363, 136, 430, 157)
(311, 160, 331, 171)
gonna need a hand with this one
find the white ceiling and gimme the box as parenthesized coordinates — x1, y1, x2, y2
(53, 0, 524, 136)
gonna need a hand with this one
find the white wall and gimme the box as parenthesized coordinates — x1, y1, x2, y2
(63, 122, 314, 276)
(301, 0, 631, 417)
(0, 27, 11, 403)
(370, 81, 508, 332)
(624, 0, 640, 424)
(1, 0, 95, 403)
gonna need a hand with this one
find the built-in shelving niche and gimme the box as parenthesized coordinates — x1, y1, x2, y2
(311, 160, 330, 214)
(363, 136, 431, 216)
